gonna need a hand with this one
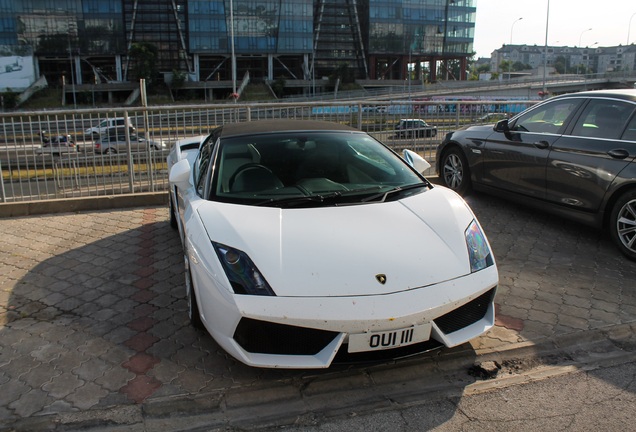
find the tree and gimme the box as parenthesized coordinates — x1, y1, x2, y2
(512, 61, 531, 71)
(553, 56, 568, 74)
(2, 88, 19, 110)
(170, 69, 186, 100)
(498, 59, 513, 73)
(271, 76, 286, 98)
(128, 42, 159, 85)
(476, 63, 491, 73)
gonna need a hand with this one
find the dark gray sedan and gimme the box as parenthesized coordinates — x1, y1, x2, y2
(436, 89, 636, 260)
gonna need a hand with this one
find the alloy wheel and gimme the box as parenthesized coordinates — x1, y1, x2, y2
(616, 197, 636, 255)
(443, 153, 464, 190)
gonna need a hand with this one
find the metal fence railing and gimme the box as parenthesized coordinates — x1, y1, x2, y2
(0, 99, 538, 203)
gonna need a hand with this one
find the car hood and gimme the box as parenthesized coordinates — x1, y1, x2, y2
(455, 124, 495, 133)
(197, 187, 478, 297)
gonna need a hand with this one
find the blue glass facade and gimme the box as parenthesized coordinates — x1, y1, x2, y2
(13, 0, 124, 55)
(0, 0, 476, 90)
(188, 0, 313, 54)
(0, 0, 17, 46)
(368, 0, 474, 55)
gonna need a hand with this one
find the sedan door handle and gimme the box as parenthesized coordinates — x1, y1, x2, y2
(607, 149, 630, 159)
(533, 141, 549, 149)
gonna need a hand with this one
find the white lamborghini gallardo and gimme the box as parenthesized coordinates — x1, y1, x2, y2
(168, 120, 498, 369)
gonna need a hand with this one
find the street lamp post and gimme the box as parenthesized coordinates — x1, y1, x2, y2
(628, 12, 636, 45)
(542, 0, 550, 97)
(577, 28, 592, 75)
(578, 27, 592, 47)
(229, 0, 237, 103)
(67, 22, 77, 109)
(508, 17, 523, 80)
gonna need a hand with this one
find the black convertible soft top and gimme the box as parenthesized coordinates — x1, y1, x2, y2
(215, 119, 359, 138)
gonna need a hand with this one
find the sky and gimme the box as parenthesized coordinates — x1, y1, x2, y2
(473, 0, 636, 59)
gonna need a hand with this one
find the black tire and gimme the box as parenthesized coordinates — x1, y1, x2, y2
(609, 190, 636, 261)
(439, 147, 472, 195)
(169, 194, 178, 230)
(104, 148, 117, 155)
(185, 256, 204, 329)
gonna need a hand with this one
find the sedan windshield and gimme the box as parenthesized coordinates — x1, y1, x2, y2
(210, 131, 427, 207)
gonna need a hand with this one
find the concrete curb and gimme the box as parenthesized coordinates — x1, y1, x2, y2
(0, 192, 168, 218)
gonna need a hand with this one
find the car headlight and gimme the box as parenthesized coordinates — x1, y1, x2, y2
(465, 220, 494, 273)
(213, 242, 275, 296)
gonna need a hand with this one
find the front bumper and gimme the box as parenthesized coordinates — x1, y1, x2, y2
(194, 265, 498, 369)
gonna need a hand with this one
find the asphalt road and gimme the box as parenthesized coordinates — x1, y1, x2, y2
(254, 357, 636, 432)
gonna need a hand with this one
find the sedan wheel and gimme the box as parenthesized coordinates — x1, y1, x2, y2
(610, 190, 636, 261)
(440, 147, 471, 195)
(185, 255, 204, 329)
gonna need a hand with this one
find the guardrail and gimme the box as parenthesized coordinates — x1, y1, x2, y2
(0, 99, 538, 203)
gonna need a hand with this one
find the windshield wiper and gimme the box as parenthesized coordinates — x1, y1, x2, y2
(361, 183, 428, 203)
(254, 191, 343, 207)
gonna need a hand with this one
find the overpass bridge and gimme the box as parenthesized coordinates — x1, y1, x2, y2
(356, 71, 636, 101)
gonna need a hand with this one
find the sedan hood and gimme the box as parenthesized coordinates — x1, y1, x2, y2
(197, 187, 477, 297)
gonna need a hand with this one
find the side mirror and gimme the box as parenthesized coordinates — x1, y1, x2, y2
(494, 119, 510, 132)
(169, 158, 192, 190)
(403, 149, 431, 173)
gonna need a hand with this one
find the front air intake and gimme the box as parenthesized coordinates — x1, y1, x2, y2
(434, 288, 495, 334)
(234, 318, 339, 355)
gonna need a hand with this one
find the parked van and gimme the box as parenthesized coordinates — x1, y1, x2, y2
(84, 117, 135, 138)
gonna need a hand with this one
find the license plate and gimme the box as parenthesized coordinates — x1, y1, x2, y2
(348, 323, 432, 353)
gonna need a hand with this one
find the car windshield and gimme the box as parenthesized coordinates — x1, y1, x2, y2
(210, 131, 428, 208)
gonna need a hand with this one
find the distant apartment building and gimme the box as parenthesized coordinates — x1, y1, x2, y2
(490, 43, 636, 76)
(0, 0, 477, 100)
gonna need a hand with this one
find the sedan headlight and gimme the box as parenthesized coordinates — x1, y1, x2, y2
(213, 242, 275, 296)
(465, 220, 494, 273)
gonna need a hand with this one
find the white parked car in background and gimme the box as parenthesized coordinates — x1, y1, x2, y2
(168, 120, 498, 369)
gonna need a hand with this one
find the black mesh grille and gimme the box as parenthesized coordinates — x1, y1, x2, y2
(234, 318, 339, 355)
(434, 288, 495, 334)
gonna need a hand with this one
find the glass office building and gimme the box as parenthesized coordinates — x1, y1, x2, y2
(0, 0, 475, 97)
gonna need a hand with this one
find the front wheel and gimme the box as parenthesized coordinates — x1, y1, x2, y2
(439, 147, 472, 195)
(169, 195, 178, 230)
(185, 255, 204, 329)
(609, 190, 636, 261)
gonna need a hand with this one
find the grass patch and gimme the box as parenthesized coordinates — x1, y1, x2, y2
(3, 161, 168, 181)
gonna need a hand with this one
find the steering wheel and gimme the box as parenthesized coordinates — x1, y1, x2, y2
(228, 163, 274, 190)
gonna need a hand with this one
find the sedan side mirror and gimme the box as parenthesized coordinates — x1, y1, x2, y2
(169, 158, 192, 189)
(494, 119, 510, 132)
(403, 149, 431, 173)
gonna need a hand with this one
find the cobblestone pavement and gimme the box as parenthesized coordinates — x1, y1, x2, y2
(1, 193, 636, 429)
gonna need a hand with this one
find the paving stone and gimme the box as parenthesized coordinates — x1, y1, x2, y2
(72, 357, 112, 382)
(42, 372, 84, 399)
(20, 362, 61, 388)
(95, 366, 136, 392)
(8, 389, 53, 417)
(66, 382, 109, 410)
(0, 378, 31, 406)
